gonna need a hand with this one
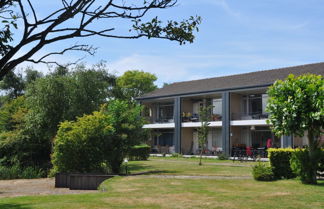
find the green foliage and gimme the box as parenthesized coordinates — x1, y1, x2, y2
(290, 148, 323, 184)
(267, 74, 323, 184)
(197, 105, 212, 165)
(0, 68, 41, 103)
(0, 70, 25, 100)
(102, 100, 147, 173)
(267, 73, 323, 139)
(128, 144, 151, 161)
(171, 153, 183, 158)
(52, 100, 147, 174)
(52, 111, 113, 174)
(218, 154, 228, 160)
(0, 165, 45, 180)
(268, 148, 295, 179)
(0, 96, 26, 132)
(252, 162, 275, 181)
(25, 67, 114, 136)
(132, 16, 201, 45)
(115, 70, 157, 101)
(22, 66, 114, 169)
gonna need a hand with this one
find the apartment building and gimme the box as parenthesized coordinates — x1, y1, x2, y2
(137, 63, 324, 156)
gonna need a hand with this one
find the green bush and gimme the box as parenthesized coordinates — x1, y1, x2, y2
(0, 165, 45, 180)
(0, 165, 20, 179)
(20, 167, 46, 179)
(268, 148, 295, 179)
(52, 100, 147, 175)
(128, 144, 151, 160)
(290, 148, 323, 184)
(218, 154, 228, 160)
(252, 162, 275, 181)
(51, 111, 113, 174)
(171, 153, 183, 158)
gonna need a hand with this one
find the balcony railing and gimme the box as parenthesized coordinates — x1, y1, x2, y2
(144, 116, 174, 124)
(182, 112, 222, 122)
(231, 112, 269, 120)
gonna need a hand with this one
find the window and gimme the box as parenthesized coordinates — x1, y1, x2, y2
(154, 131, 174, 146)
(212, 98, 222, 115)
(158, 103, 174, 122)
(242, 94, 263, 116)
(211, 128, 222, 147)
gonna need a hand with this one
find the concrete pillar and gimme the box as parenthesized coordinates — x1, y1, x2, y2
(222, 92, 230, 156)
(174, 97, 181, 153)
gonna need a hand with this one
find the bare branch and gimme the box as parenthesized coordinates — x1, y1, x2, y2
(0, 0, 200, 80)
(27, 0, 37, 24)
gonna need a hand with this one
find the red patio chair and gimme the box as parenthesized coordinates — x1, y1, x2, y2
(246, 146, 253, 157)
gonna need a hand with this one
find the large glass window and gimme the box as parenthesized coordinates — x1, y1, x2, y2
(157, 103, 174, 122)
(211, 128, 222, 148)
(248, 94, 262, 115)
(212, 98, 222, 115)
(242, 94, 268, 119)
(154, 131, 174, 146)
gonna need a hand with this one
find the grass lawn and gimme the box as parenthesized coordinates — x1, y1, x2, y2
(0, 157, 323, 209)
(127, 157, 254, 176)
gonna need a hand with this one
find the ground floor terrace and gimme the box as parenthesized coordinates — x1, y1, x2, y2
(147, 125, 315, 157)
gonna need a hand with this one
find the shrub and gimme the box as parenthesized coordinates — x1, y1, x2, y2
(52, 100, 147, 175)
(171, 153, 183, 158)
(290, 148, 323, 184)
(0, 165, 20, 179)
(128, 144, 151, 161)
(0, 165, 45, 180)
(20, 167, 46, 179)
(51, 111, 113, 174)
(218, 154, 228, 160)
(268, 148, 295, 179)
(252, 163, 275, 181)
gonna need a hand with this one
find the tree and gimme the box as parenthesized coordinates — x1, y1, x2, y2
(0, 0, 201, 79)
(267, 74, 324, 184)
(197, 105, 212, 166)
(102, 100, 147, 173)
(0, 67, 42, 104)
(115, 70, 157, 101)
(0, 65, 115, 168)
(0, 70, 24, 99)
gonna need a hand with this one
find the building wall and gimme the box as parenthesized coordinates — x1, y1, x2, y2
(182, 99, 193, 113)
(181, 128, 193, 154)
(230, 93, 242, 120)
(230, 126, 242, 146)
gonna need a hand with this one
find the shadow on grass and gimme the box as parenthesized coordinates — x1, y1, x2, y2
(127, 164, 154, 172)
(123, 164, 178, 176)
(130, 170, 178, 176)
(0, 203, 32, 209)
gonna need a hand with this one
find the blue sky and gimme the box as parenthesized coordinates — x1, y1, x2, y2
(14, 0, 324, 86)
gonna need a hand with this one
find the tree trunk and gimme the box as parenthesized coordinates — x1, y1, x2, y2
(307, 130, 318, 184)
(199, 149, 203, 166)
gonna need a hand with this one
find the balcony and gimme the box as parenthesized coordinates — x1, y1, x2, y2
(231, 112, 269, 120)
(181, 112, 222, 122)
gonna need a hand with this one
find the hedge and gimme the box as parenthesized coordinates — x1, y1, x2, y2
(268, 148, 296, 179)
(128, 144, 150, 161)
(268, 148, 324, 180)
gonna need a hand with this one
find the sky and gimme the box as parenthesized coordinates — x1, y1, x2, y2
(12, 0, 324, 86)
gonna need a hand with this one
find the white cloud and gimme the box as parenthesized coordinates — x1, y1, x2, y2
(107, 53, 307, 87)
